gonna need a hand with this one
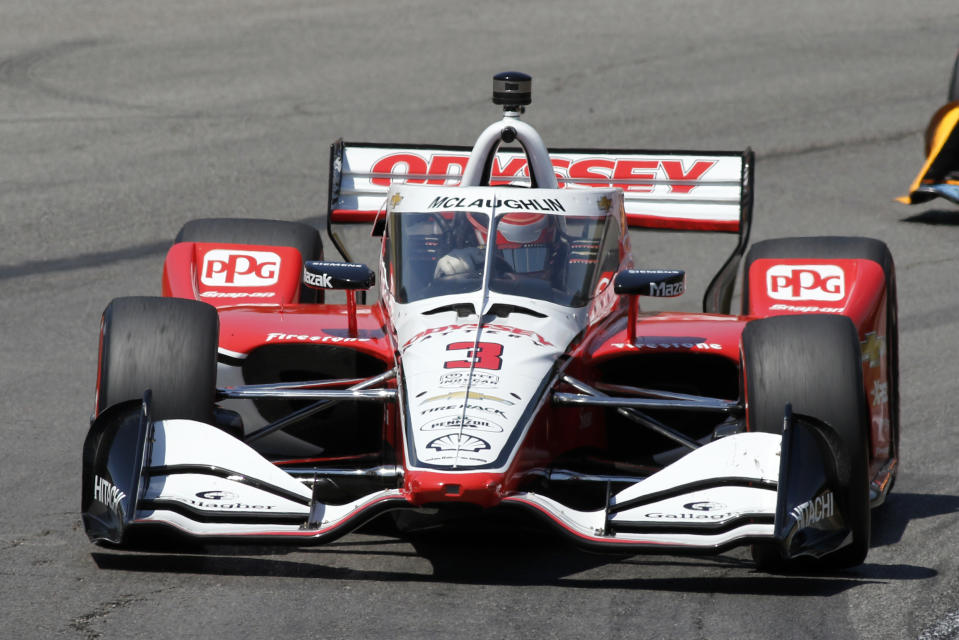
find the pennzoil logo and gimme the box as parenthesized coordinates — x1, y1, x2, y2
(421, 416, 504, 432)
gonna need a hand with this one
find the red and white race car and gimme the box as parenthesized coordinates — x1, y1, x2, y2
(83, 72, 898, 571)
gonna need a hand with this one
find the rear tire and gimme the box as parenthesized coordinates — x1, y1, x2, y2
(743, 314, 871, 571)
(96, 296, 218, 423)
(175, 218, 324, 302)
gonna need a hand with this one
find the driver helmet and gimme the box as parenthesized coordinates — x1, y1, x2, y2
(468, 212, 559, 273)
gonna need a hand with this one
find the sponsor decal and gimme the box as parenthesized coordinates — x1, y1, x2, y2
(196, 490, 238, 501)
(427, 195, 566, 213)
(643, 511, 738, 521)
(402, 323, 552, 349)
(201, 291, 276, 299)
(650, 280, 684, 296)
(303, 269, 333, 288)
(597, 196, 612, 213)
(683, 501, 727, 512)
(265, 332, 371, 343)
(871, 380, 888, 407)
(389, 193, 403, 209)
(421, 416, 504, 433)
(769, 303, 843, 313)
(370, 152, 716, 194)
(93, 475, 126, 514)
(422, 390, 514, 405)
(439, 371, 500, 387)
(426, 434, 491, 453)
(790, 491, 835, 530)
(766, 264, 845, 301)
(610, 340, 722, 351)
(420, 404, 508, 419)
(588, 274, 617, 324)
(861, 332, 885, 369)
(201, 249, 280, 287)
(157, 494, 277, 511)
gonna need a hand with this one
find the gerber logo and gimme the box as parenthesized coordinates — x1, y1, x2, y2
(766, 264, 845, 301)
(201, 250, 280, 287)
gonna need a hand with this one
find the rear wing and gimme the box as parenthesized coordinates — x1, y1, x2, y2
(326, 142, 754, 313)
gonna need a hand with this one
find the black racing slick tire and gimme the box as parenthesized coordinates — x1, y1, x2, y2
(95, 296, 218, 424)
(742, 314, 871, 571)
(175, 218, 324, 302)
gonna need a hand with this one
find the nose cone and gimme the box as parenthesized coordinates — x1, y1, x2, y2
(405, 470, 504, 508)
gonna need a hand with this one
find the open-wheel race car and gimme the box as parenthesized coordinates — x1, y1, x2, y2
(83, 72, 899, 571)
(899, 46, 959, 207)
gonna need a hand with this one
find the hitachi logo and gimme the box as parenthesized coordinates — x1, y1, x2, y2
(790, 491, 835, 530)
(93, 475, 126, 513)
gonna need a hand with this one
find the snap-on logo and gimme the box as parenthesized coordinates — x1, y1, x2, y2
(766, 264, 845, 301)
(201, 250, 280, 287)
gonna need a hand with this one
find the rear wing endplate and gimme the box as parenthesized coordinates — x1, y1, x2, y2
(326, 142, 754, 313)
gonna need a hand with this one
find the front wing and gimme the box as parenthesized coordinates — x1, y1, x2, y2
(83, 396, 853, 559)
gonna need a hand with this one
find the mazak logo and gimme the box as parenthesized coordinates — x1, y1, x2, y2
(766, 264, 845, 301)
(201, 250, 280, 287)
(304, 270, 333, 288)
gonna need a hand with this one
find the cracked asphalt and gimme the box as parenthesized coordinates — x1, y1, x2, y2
(2, 1, 959, 638)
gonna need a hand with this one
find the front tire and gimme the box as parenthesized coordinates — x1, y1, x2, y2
(742, 314, 871, 570)
(96, 296, 218, 423)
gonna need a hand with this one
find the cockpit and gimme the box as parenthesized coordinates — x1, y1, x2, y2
(384, 200, 623, 308)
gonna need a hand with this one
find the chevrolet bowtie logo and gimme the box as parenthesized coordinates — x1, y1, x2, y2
(860, 332, 885, 368)
(597, 196, 612, 213)
(422, 390, 515, 405)
(389, 193, 403, 209)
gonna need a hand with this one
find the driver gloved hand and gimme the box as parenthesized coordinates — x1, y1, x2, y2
(434, 248, 483, 278)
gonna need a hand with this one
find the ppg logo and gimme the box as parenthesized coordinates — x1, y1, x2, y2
(201, 250, 281, 287)
(766, 264, 845, 301)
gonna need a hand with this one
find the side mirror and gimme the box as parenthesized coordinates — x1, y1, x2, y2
(303, 261, 375, 291)
(614, 269, 685, 297)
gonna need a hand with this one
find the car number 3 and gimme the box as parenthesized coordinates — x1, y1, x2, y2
(443, 342, 504, 370)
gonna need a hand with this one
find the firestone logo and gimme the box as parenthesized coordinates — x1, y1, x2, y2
(766, 264, 845, 301)
(201, 250, 280, 287)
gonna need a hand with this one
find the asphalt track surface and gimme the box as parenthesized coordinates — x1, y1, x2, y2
(2, 2, 959, 638)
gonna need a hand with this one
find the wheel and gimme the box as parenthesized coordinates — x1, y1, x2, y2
(175, 218, 324, 302)
(742, 235, 899, 475)
(96, 296, 218, 423)
(742, 314, 870, 570)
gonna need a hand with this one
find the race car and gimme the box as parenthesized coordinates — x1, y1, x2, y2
(898, 46, 959, 206)
(83, 72, 899, 571)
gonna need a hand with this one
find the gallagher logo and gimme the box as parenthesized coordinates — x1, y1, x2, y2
(201, 250, 280, 287)
(766, 264, 845, 301)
